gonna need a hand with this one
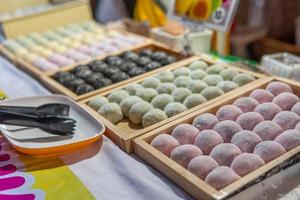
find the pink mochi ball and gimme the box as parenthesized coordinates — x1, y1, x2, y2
(249, 89, 274, 104)
(253, 121, 283, 141)
(151, 134, 180, 157)
(291, 102, 300, 116)
(205, 166, 240, 190)
(188, 155, 219, 180)
(215, 105, 243, 121)
(171, 124, 200, 145)
(230, 153, 265, 176)
(170, 144, 203, 168)
(213, 120, 242, 143)
(209, 143, 242, 166)
(273, 92, 299, 111)
(254, 102, 282, 120)
(253, 141, 286, 163)
(233, 97, 259, 113)
(274, 130, 300, 151)
(194, 130, 224, 155)
(231, 130, 262, 153)
(236, 112, 264, 131)
(273, 111, 300, 131)
(192, 113, 219, 131)
(295, 122, 300, 131)
(266, 81, 293, 96)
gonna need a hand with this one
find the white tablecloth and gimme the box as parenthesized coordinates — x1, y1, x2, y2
(0, 56, 193, 200)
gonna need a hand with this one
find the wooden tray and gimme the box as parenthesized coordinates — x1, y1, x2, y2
(0, 29, 152, 79)
(42, 42, 187, 101)
(79, 57, 266, 153)
(133, 76, 300, 200)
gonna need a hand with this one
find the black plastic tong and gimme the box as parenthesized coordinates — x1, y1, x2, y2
(0, 104, 76, 136)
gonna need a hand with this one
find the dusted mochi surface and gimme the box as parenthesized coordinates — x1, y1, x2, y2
(107, 90, 130, 104)
(253, 141, 286, 163)
(253, 121, 283, 141)
(183, 94, 207, 109)
(266, 81, 293, 96)
(194, 130, 224, 155)
(129, 101, 153, 124)
(151, 134, 180, 156)
(99, 102, 123, 124)
(164, 102, 187, 117)
(192, 113, 219, 131)
(274, 130, 300, 151)
(236, 112, 264, 131)
(171, 124, 199, 145)
(249, 89, 274, 104)
(200, 86, 224, 100)
(170, 144, 203, 168)
(120, 96, 142, 117)
(142, 109, 168, 128)
(272, 111, 300, 131)
(216, 105, 243, 121)
(230, 153, 265, 176)
(188, 155, 219, 180)
(214, 120, 243, 143)
(231, 130, 262, 153)
(209, 143, 242, 166)
(233, 97, 259, 113)
(272, 92, 299, 111)
(254, 102, 282, 120)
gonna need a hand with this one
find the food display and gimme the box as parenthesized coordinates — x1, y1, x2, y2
(133, 78, 300, 200)
(1, 21, 146, 72)
(53, 48, 178, 95)
(87, 60, 256, 127)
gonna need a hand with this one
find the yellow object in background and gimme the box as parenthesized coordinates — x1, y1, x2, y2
(0, 90, 7, 100)
(134, 0, 166, 27)
(175, 0, 193, 15)
(188, 0, 212, 20)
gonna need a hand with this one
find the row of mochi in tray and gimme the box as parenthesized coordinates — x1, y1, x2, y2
(53, 49, 177, 95)
(87, 60, 256, 128)
(2, 21, 144, 72)
(150, 81, 300, 190)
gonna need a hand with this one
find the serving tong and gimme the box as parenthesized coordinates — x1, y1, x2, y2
(0, 103, 76, 135)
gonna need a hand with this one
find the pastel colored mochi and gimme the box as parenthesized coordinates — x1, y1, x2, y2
(107, 90, 129, 104)
(151, 134, 180, 156)
(142, 109, 168, 127)
(206, 64, 225, 74)
(172, 88, 192, 103)
(253, 121, 283, 141)
(233, 97, 259, 113)
(174, 76, 193, 88)
(98, 103, 123, 123)
(189, 70, 207, 80)
(129, 101, 153, 124)
(231, 130, 262, 153)
(272, 111, 300, 131)
(209, 143, 242, 166)
(205, 166, 240, 190)
(266, 81, 293, 96)
(88, 96, 109, 110)
(216, 81, 239, 93)
(141, 77, 161, 89)
(214, 120, 242, 143)
(164, 102, 187, 117)
(220, 68, 239, 81)
(188, 155, 219, 180)
(187, 80, 208, 93)
(253, 141, 286, 163)
(291, 102, 300, 116)
(171, 124, 200, 145)
(216, 105, 243, 121)
(173, 67, 191, 77)
(156, 83, 177, 94)
(230, 153, 265, 176)
(136, 88, 158, 102)
(192, 113, 219, 131)
(120, 96, 143, 117)
(155, 71, 175, 82)
(151, 94, 174, 110)
(126, 84, 144, 95)
(233, 74, 255, 86)
(236, 112, 264, 131)
(188, 60, 208, 71)
(274, 130, 300, 151)
(201, 86, 224, 100)
(202, 75, 223, 86)
(183, 94, 207, 109)
(273, 92, 299, 111)
(170, 144, 203, 168)
(254, 102, 282, 120)
(194, 130, 224, 155)
(249, 89, 275, 104)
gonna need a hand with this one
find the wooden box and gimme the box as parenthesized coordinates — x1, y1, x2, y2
(42, 42, 186, 101)
(79, 57, 265, 153)
(133, 76, 300, 200)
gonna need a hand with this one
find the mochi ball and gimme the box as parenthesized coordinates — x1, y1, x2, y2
(172, 88, 192, 102)
(236, 112, 264, 131)
(136, 88, 158, 102)
(188, 60, 208, 71)
(209, 143, 242, 166)
(254, 102, 282, 120)
(253, 121, 283, 141)
(98, 103, 123, 123)
(155, 71, 175, 82)
(201, 86, 224, 100)
(164, 102, 187, 117)
(202, 75, 223, 86)
(120, 96, 143, 117)
(231, 130, 262, 153)
(88, 96, 109, 110)
(174, 76, 193, 88)
(220, 68, 239, 81)
(188, 155, 219, 180)
(170, 144, 203, 168)
(274, 130, 300, 151)
(173, 67, 191, 77)
(266, 81, 293, 96)
(151, 94, 174, 110)
(192, 113, 219, 131)
(216, 105, 243, 121)
(233, 97, 259, 113)
(273, 111, 300, 130)
(217, 81, 239, 93)
(183, 94, 207, 109)
(214, 120, 242, 143)
(230, 153, 265, 176)
(126, 84, 144, 95)
(291, 102, 300, 116)
(249, 89, 274, 104)
(206, 64, 225, 74)
(141, 77, 161, 89)
(205, 166, 240, 190)
(253, 141, 286, 163)
(189, 70, 207, 80)
(187, 80, 208, 93)
(151, 134, 180, 156)
(171, 124, 200, 145)
(273, 92, 299, 111)
(156, 83, 177, 94)
(129, 101, 153, 124)
(107, 90, 130, 104)
(142, 109, 168, 127)
(194, 130, 224, 155)
(233, 74, 255, 86)
(295, 122, 300, 131)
